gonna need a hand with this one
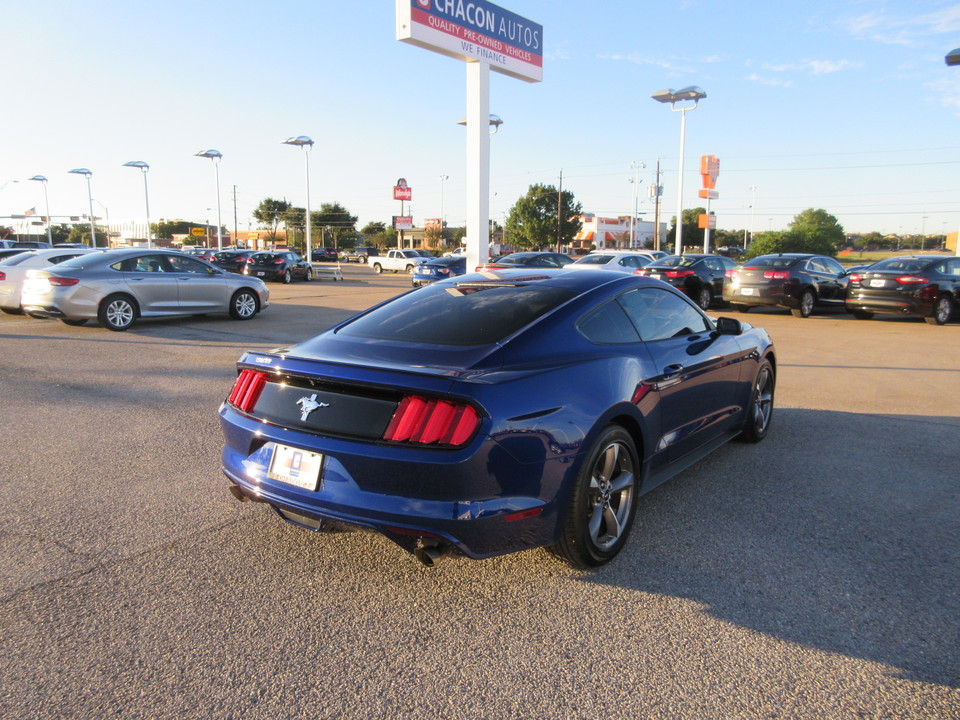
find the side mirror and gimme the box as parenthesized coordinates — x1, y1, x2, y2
(715, 316, 743, 336)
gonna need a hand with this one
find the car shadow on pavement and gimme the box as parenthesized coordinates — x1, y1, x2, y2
(581, 406, 959, 688)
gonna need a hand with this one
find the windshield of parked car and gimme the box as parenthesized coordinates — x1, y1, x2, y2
(868, 258, 933, 273)
(650, 255, 699, 268)
(745, 256, 801, 269)
(338, 282, 577, 346)
(573, 255, 614, 265)
(0, 251, 38, 266)
(250, 253, 283, 263)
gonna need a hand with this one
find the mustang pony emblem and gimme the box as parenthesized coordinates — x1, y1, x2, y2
(296, 394, 329, 422)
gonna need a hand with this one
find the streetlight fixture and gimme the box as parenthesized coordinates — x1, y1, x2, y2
(194, 149, 223, 251)
(122, 161, 152, 249)
(651, 86, 706, 255)
(68, 168, 97, 247)
(282, 136, 314, 264)
(28, 175, 53, 244)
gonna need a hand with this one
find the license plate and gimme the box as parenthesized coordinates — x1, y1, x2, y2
(740, 288, 755, 295)
(267, 443, 323, 491)
(869, 279, 885, 287)
(257, 271, 265, 277)
(649, 273, 661, 280)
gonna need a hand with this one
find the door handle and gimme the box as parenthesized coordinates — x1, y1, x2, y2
(662, 363, 684, 379)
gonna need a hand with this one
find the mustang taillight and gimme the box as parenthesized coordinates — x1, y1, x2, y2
(228, 369, 268, 412)
(895, 275, 927, 284)
(384, 396, 480, 447)
(664, 269, 695, 278)
(48, 277, 80, 286)
(763, 270, 790, 280)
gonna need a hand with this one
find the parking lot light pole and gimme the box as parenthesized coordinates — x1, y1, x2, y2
(947, 49, 960, 256)
(651, 86, 706, 255)
(194, 150, 223, 251)
(282, 136, 314, 264)
(122, 161, 152, 249)
(28, 175, 53, 244)
(68, 168, 97, 247)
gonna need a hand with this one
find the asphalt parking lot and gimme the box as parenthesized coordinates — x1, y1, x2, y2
(1, 262, 957, 720)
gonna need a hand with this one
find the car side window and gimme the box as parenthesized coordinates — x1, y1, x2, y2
(577, 300, 641, 344)
(821, 257, 845, 275)
(167, 255, 213, 274)
(806, 258, 829, 274)
(618, 288, 711, 341)
(704, 258, 722, 272)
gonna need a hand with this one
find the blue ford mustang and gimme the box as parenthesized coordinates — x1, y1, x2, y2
(220, 269, 776, 568)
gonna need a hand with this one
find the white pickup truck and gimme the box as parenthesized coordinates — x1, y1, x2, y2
(369, 249, 429, 274)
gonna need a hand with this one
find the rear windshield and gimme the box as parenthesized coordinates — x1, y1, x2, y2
(0, 252, 37, 266)
(250, 253, 282, 262)
(44, 251, 110, 270)
(650, 255, 697, 268)
(869, 258, 932, 273)
(574, 255, 614, 265)
(746, 256, 800, 269)
(338, 282, 576, 345)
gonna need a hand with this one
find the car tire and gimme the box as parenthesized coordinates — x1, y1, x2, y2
(925, 295, 953, 325)
(359, 255, 367, 264)
(851, 310, 874, 320)
(282, 269, 292, 284)
(229, 289, 259, 320)
(98, 294, 138, 332)
(732, 303, 751, 313)
(304, 268, 313, 282)
(791, 289, 815, 318)
(696, 286, 712, 310)
(405, 264, 415, 274)
(372, 263, 383, 274)
(551, 425, 639, 568)
(60, 318, 87, 326)
(738, 359, 775, 443)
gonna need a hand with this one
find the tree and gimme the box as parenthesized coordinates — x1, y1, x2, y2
(745, 208, 845, 259)
(252, 198, 292, 242)
(311, 202, 358, 250)
(666, 207, 707, 252)
(154, 219, 194, 240)
(505, 184, 582, 250)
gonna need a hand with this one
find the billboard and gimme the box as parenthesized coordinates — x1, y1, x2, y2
(397, 0, 543, 83)
(393, 216, 414, 230)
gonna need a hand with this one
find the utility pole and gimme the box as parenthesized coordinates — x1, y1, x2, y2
(557, 169, 563, 253)
(232, 185, 239, 246)
(652, 159, 663, 251)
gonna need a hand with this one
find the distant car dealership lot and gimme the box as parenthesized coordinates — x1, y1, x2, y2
(1, 263, 957, 720)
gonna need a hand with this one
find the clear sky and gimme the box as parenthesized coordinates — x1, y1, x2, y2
(3, 0, 960, 240)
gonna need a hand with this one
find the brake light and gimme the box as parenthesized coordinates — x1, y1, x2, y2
(763, 270, 789, 280)
(384, 396, 480, 446)
(849, 273, 863, 283)
(636, 268, 651, 276)
(48, 277, 80, 286)
(895, 275, 927, 284)
(0, 271, 5, 281)
(724, 268, 738, 279)
(274, 258, 285, 265)
(228, 369, 268, 412)
(664, 269, 695, 278)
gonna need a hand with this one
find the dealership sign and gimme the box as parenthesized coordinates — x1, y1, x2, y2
(397, 0, 543, 83)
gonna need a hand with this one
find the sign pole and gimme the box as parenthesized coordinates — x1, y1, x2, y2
(466, 61, 491, 273)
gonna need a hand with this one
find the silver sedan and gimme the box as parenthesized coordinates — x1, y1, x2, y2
(20, 248, 270, 331)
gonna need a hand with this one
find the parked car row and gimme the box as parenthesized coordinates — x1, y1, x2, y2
(1, 247, 269, 331)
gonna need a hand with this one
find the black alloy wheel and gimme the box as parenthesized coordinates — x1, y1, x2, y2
(739, 360, 775, 443)
(552, 425, 639, 568)
(926, 295, 954, 325)
(696, 286, 712, 310)
(791, 289, 815, 318)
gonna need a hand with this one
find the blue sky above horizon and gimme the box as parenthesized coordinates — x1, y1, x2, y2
(2, 0, 960, 239)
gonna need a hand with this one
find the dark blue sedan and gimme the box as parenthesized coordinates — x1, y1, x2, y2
(220, 269, 776, 568)
(411, 255, 467, 286)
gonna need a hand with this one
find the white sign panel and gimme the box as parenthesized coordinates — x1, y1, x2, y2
(397, 0, 543, 83)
